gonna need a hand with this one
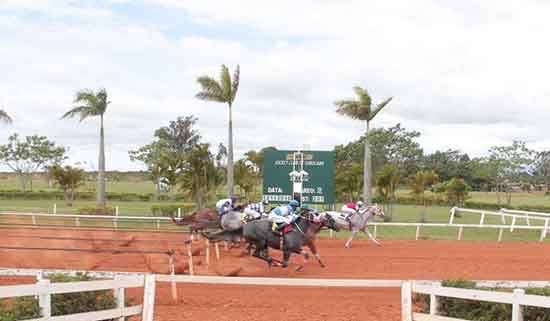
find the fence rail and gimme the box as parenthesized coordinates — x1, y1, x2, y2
(3, 268, 550, 321)
(0, 271, 155, 321)
(404, 281, 550, 321)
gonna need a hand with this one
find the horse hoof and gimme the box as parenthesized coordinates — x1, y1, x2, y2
(295, 266, 303, 272)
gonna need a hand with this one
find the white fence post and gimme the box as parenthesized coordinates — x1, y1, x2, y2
(142, 274, 156, 321)
(178, 208, 182, 218)
(429, 293, 438, 315)
(114, 275, 125, 321)
(449, 207, 456, 224)
(156, 219, 160, 230)
(329, 229, 334, 238)
(510, 215, 517, 232)
(541, 219, 549, 242)
(115, 206, 119, 216)
(37, 278, 51, 318)
(401, 281, 412, 321)
(75, 216, 80, 227)
(500, 209, 507, 225)
(512, 288, 524, 321)
(32, 214, 37, 225)
(498, 228, 504, 242)
(53, 203, 57, 214)
(457, 226, 464, 241)
(374, 225, 378, 239)
(415, 226, 420, 241)
(479, 212, 485, 226)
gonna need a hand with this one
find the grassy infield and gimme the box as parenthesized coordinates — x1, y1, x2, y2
(0, 177, 549, 242)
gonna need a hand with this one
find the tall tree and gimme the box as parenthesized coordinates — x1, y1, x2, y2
(179, 143, 222, 207)
(335, 86, 392, 203)
(62, 89, 109, 207)
(375, 164, 401, 220)
(234, 159, 256, 198)
(0, 109, 12, 124)
(0, 134, 66, 191)
(196, 64, 240, 196)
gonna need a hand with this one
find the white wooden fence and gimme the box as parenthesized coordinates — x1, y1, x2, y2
(0, 270, 156, 321)
(450, 207, 550, 241)
(403, 280, 550, 321)
(3, 268, 550, 321)
(3, 208, 550, 242)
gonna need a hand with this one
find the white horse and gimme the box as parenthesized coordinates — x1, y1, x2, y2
(325, 205, 385, 248)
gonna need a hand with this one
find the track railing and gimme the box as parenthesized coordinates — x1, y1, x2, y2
(404, 280, 550, 321)
(0, 270, 155, 321)
(450, 207, 550, 241)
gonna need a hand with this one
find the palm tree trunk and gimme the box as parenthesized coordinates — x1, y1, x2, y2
(363, 120, 372, 203)
(97, 114, 106, 207)
(227, 104, 234, 196)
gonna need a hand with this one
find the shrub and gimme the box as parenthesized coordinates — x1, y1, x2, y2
(77, 206, 115, 215)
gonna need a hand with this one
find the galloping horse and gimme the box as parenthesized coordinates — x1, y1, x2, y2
(243, 211, 339, 270)
(170, 208, 220, 240)
(325, 204, 385, 248)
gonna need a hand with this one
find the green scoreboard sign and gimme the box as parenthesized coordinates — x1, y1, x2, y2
(262, 150, 335, 204)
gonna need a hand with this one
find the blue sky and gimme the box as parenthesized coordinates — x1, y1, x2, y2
(1, 0, 550, 170)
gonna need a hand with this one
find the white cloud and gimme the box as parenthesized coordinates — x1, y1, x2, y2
(2, 0, 550, 170)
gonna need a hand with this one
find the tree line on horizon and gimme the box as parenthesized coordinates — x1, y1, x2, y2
(2, 65, 550, 211)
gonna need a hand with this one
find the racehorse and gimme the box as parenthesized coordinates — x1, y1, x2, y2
(243, 211, 339, 270)
(325, 204, 385, 248)
(170, 208, 220, 240)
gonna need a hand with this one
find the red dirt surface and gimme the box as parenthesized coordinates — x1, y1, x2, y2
(1, 227, 550, 321)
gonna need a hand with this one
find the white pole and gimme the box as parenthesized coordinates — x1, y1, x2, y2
(401, 281, 413, 321)
(512, 288, 524, 321)
(479, 212, 485, 226)
(415, 225, 420, 241)
(115, 206, 119, 216)
(53, 203, 57, 214)
(114, 275, 125, 321)
(215, 242, 220, 261)
(142, 274, 156, 321)
(38, 278, 51, 318)
(374, 225, 378, 239)
(457, 226, 464, 241)
(498, 228, 504, 242)
(32, 214, 37, 225)
(429, 293, 438, 315)
(178, 208, 182, 218)
(510, 215, 516, 232)
(449, 207, 456, 224)
(329, 229, 333, 238)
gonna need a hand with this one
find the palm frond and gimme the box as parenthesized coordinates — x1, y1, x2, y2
(61, 106, 95, 121)
(353, 86, 371, 108)
(369, 97, 393, 121)
(74, 89, 98, 105)
(334, 99, 367, 120)
(220, 65, 232, 101)
(195, 92, 227, 103)
(231, 65, 240, 104)
(0, 110, 12, 124)
(196, 76, 225, 102)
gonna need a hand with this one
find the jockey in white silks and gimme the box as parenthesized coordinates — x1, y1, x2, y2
(216, 195, 239, 216)
(244, 200, 269, 220)
(268, 200, 300, 231)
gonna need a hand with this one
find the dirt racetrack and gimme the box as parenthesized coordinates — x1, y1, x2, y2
(1, 227, 550, 321)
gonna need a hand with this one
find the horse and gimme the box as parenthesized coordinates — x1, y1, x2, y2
(170, 208, 220, 240)
(243, 211, 339, 270)
(325, 204, 385, 248)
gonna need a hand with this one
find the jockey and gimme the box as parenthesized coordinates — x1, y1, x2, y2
(243, 200, 269, 220)
(216, 195, 239, 216)
(341, 201, 364, 220)
(268, 200, 300, 231)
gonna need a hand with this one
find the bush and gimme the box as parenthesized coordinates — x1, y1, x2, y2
(150, 203, 195, 217)
(415, 279, 550, 321)
(77, 206, 115, 215)
(0, 273, 118, 320)
(0, 190, 186, 202)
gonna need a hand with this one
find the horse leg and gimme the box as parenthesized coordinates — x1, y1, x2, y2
(282, 249, 292, 268)
(364, 227, 381, 246)
(345, 230, 358, 248)
(307, 241, 325, 268)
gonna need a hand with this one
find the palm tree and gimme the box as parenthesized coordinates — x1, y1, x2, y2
(62, 89, 109, 207)
(335, 86, 392, 203)
(196, 64, 240, 196)
(0, 109, 12, 124)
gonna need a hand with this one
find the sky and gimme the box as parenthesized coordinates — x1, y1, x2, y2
(1, 0, 550, 171)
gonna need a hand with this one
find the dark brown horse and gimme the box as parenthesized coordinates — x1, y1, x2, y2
(171, 208, 220, 240)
